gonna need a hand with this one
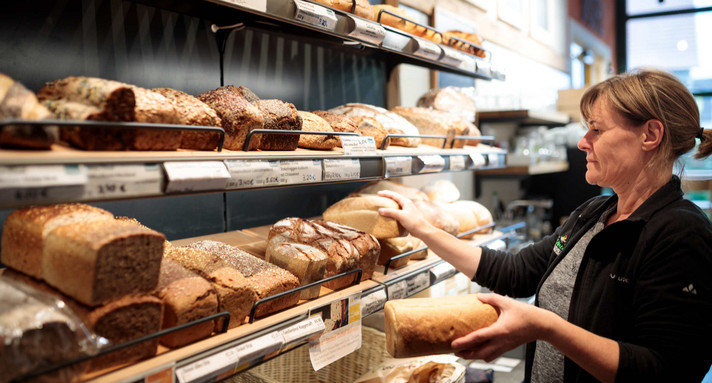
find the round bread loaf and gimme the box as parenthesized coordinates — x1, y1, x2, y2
(421, 179, 461, 203)
(297, 111, 338, 150)
(322, 195, 407, 239)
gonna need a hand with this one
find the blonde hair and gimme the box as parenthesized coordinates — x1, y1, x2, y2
(580, 68, 711, 165)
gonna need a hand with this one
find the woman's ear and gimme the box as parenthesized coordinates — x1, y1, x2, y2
(642, 119, 664, 151)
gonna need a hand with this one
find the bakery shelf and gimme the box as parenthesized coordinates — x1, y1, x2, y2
(476, 160, 569, 176)
(477, 109, 571, 127)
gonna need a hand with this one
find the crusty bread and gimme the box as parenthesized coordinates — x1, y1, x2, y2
(329, 103, 421, 147)
(164, 244, 256, 329)
(152, 87, 223, 151)
(42, 218, 166, 306)
(378, 235, 427, 268)
(384, 294, 498, 358)
(253, 99, 303, 151)
(267, 217, 381, 294)
(446, 200, 493, 237)
(185, 240, 301, 318)
(322, 194, 407, 239)
(0, 73, 57, 149)
(156, 257, 218, 347)
(421, 179, 461, 203)
(297, 111, 338, 150)
(391, 106, 458, 148)
(197, 85, 265, 151)
(412, 199, 459, 236)
(443, 30, 487, 58)
(1, 203, 115, 279)
(416, 87, 478, 124)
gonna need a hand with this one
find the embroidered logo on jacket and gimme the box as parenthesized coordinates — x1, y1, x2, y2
(683, 284, 697, 295)
(553, 235, 567, 255)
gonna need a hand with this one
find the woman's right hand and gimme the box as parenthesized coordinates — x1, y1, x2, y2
(377, 190, 433, 238)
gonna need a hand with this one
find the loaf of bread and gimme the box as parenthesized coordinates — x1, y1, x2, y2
(38, 76, 184, 150)
(371, 4, 442, 43)
(42, 218, 165, 306)
(416, 87, 478, 124)
(329, 103, 421, 147)
(437, 112, 481, 148)
(311, 0, 373, 19)
(323, 195, 407, 239)
(185, 240, 301, 318)
(267, 217, 381, 295)
(378, 235, 427, 268)
(1, 203, 115, 279)
(0, 73, 58, 149)
(443, 30, 487, 58)
(391, 106, 458, 148)
(253, 99, 303, 151)
(421, 179, 461, 203)
(412, 199, 460, 236)
(197, 85, 265, 151)
(384, 294, 498, 358)
(164, 244, 256, 329)
(152, 87, 223, 151)
(350, 115, 390, 149)
(352, 180, 429, 201)
(155, 257, 218, 347)
(443, 200, 493, 237)
(297, 111, 338, 150)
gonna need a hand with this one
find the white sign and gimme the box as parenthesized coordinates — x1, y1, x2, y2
(280, 316, 326, 347)
(323, 158, 360, 181)
(293, 0, 338, 31)
(235, 332, 284, 365)
(406, 271, 430, 295)
(430, 262, 458, 285)
(164, 161, 231, 193)
(361, 288, 387, 317)
(222, 0, 266, 12)
(414, 155, 445, 173)
(469, 153, 486, 169)
(450, 155, 467, 171)
(309, 322, 362, 371)
(387, 280, 408, 300)
(0, 165, 88, 206)
(175, 347, 239, 383)
(280, 160, 322, 184)
(82, 164, 162, 199)
(346, 16, 386, 45)
(224, 160, 281, 189)
(384, 156, 412, 177)
(340, 135, 377, 155)
(440, 46, 466, 67)
(411, 36, 442, 61)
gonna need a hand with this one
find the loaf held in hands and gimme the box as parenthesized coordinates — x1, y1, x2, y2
(384, 294, 498, 358)
(323, 194, 407, 239)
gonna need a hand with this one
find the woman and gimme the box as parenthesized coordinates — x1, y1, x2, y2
(378, 69, 712, 383)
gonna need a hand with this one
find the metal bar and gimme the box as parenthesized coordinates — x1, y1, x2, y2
(375, 9, 444, 42)
(626, 6, 712, 19)
(380, 134, 448, 150)
(242, 129, 360, 151)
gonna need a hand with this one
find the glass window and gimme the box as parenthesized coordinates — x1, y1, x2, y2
(627, 0, 712, 16)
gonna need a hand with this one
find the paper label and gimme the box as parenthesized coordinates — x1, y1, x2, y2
(440, 46, 466, 66)
(309, 321, 362, 371)
(163, 161, 231, 193)
(387, 280, 408, 300)
(323, 158, 360, 181)
(476, 59, 492, 75)
(361, 288, 387, 317)
(406, 271, 430, 296)
(222, 0, 266, 12)
(224, 160, 281, 189)
(280, 316, 326, 346)
(280, 160, 322, 184)
(488, 153, 502, 167)
(0, 164, 87, 188)
(82, 164, 162, 199)
(430, 262, 458, 285)
(412, 37, 442, 60)
(340, 135, 377, 155)
(414, 155, 445, 173)
(450, 155, 467, 171)
(384, 156, 412, 177)
(293, 0, 338, 31)
(468, 153, 486, 169)
(347, 16, 386, 45)
(175, 347, 239, 383)
(235, 332, 284, 365)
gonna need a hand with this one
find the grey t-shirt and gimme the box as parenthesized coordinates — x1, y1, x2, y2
(530, 207, 613, 383)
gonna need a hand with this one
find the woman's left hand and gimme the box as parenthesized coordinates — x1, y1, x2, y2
(452, 293, 552, 362)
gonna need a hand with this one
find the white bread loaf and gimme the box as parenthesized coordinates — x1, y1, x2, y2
(322, 195, 407, 239)
(384, 294, 498, 358)
(329, 103, 421, 147)
(421, 179, 461, 203)
(416, 87, 478, 122)
(448, 200, 494, 237)
(412, 199, 459, 236)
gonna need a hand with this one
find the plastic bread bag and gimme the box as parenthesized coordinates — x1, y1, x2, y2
(353, 355, 466, 383)
(0, 275, 105, 383)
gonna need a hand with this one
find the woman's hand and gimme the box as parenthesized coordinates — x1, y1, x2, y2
(452, 293, 552, 362)
(377, 190, 433, 238)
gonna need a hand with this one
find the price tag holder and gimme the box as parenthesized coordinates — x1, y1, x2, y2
(308, 293, 362, 371)
(384, 156, 412, 177)
(387, 279, 408, 300)
(488, 153, 503, 167)
(476, 59, 492, 76)
(361, 287, 387, 317)
(175, 347, 239, 383)
(450, 155, 467, 171)
(164, 161, 231, 193)
(413, 155, 445, 174)
(0, 164, 87, 207)
(280, 159, 322, 185)
(405, 271, 430, 296)
(82, 164, 162, 200)
(460, 54, 476, 72)
(411, 36, 442, 61)
(280, 316, 326, 351)
(293, 0, 338, 31)
(235, 332, 284, 367)
(430, 262, 458, 285)
(440, 46, 466, 67)
(340, 135, 377, 155)
(468, 153, 486, 169)
(224, 160, 281, 189)
(323, 158, 360, 181)
(346, 15, 386, 45)
(221, 0, 266, 12)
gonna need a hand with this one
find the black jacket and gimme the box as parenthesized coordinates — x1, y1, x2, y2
(476, 176, 712, 382)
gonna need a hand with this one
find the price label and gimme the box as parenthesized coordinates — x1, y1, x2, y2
(361, 287, 387, 317)
(488, 153, 503, 167)
(346, 16, 386, 45)
(460, 54, 476, 72)
(82, 164, 162, 199)
(293, 0, 338, 31)
(235, 332, 284, 366)
(411, 36, 442, 61)
(387, 280, 408, 300)
(413, 155, 445, 174)
(323, 158, 360, 181)
(430, 262, 458, 285)
(340, 135, 377, 155)
(280, 316, 325, 347)
(224, 160, 281, 189)
(280, 160, 322, 185)
(222, 0, 266, 12)
(476, 59, 492, 76)
(406, 271, 430, 296)
(163, 161, 231, 193)
(384, 156, 412, 177)
(0, 165, 88, 207)
(175, 347, 239, 383)
(308, 322, 362, 371)
(468, 153, 486, 169)
(450, 155, 467, 171)
(440, 46, 466, 67)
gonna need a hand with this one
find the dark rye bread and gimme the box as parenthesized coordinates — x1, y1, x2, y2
(0, 73, 58, 149)
(163, 244, 256, 329)
(185, 240, 301, 318)
(152, 88, 223, 151)
(252, 99, 303, 151)
(3, 269, 162, 372)
(197, 86, 265, 151)
(1, 203, 115, 279)
(42, 218, 165, 306)
(156, 257, 218, 347)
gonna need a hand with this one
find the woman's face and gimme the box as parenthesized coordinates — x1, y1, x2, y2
(577, 97, 645, 188)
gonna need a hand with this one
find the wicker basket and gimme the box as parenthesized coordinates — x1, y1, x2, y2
(229, 326, 389, 383)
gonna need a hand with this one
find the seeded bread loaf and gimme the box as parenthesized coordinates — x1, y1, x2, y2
(152, 87, 223, 151)
(384, 294, 498, 358)
(329, 103, 420, 147)
(267, 217, 381, 294)
(253, 99, 303, 151)
(0, 73, 58, 149)
(297, 111, 338, 150)
(197, 85, 265, 151)
(322, 194, 407, 239)
(185, 240, 301, 318)
(164, 244, 256, 329)
(42, 218, 166, 306)
(1, 203, 115, 279)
